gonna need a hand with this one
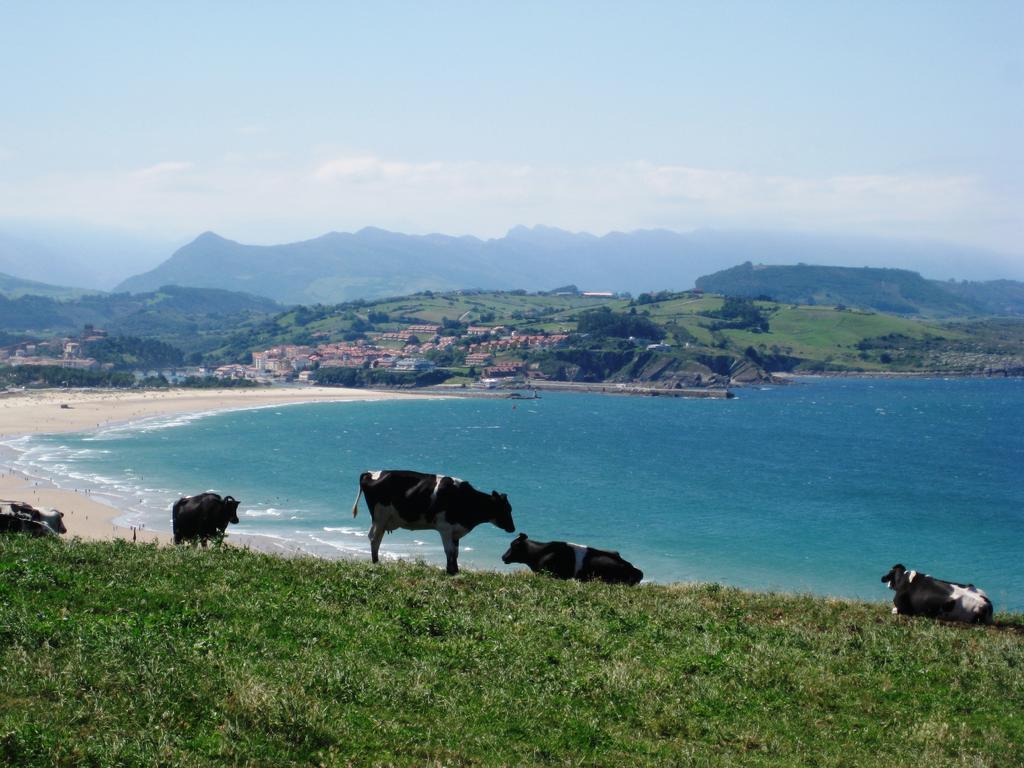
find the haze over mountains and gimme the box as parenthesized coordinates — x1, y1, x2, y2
(0, 221, 171, 290)
(114, 226, 1022, 305)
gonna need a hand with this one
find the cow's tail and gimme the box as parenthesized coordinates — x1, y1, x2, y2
(351, 483, 364, 518)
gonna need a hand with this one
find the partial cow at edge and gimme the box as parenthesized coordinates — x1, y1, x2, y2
(351, 469, 515, 575)
(882, 563, 993, 624)
(0, 501, 66, 537)
(171, 492, 240, 546)
(502, 533, 644, 585)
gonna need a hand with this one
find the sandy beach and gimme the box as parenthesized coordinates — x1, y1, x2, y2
(0, 386, 424, 544)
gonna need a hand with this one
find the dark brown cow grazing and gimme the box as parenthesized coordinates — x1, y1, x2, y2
(501, 533, 644, 585)
(881, 563, 993, 624)
(171, 492, 240, 546)
(351, 470, 515, 574)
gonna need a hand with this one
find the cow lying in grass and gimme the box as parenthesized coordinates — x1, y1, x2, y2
(502, 533, 643, 585)
(881, 563, 993, 624)
(0, 501, 66, 536)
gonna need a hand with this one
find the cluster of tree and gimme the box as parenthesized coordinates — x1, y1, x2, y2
(0, 365, 135, 388)
(707, 297, 769, 332)
(291, 305, 334, 326)
(424, 347, 467, 367)
(0, 331, 33, 347)
(536, 348, 638, 382)
(85, 335, 185, 370)
(855, 333, 918, 350)
(178, 376, 263, 389)
(311, 366, 449, 388)
(635, 290, 677, 305)
(575, 307, 665, 341)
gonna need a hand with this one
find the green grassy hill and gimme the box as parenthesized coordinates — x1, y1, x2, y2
(202, 288, 1024, 378)
(0, 285, 281, 357)
(4, 284, 1023, 378)
(695, 263, 1024, 317)
(1, 538, 1021, 766)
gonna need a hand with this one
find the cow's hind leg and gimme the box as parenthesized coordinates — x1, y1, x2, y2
(441, 533, 459, 575)
(368, 520, 385, 564)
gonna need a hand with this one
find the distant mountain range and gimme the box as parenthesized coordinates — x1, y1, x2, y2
(114, 226, 1022, 305)
(695, 263, 1024, 317)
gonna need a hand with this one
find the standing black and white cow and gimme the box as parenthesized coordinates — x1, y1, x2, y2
(171, 492, 241, 546)
(0, 501, 66, 536)
(501, 533, 644, 585)
(881, 563, 993, 624)
(351, 470, 515, 574)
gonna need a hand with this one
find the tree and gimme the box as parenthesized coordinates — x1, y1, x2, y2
(575, 307, 665, 340)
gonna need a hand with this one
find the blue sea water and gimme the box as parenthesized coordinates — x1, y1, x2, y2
(7, 377, 1024, 610)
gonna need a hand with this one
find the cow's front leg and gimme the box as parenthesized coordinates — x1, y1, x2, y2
(893, 593, 913, 616)
(368, 521, 384, 564)
(441, 533, 459, 575)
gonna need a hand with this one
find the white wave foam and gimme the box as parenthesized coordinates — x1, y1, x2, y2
(322, 526, 364, 535)
(244, 509, 284, 518)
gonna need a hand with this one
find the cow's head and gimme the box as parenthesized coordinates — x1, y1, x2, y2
(501, 532, 529, 564)
(223, 496, 241, 525)
(50, 509, 67, 534)
(34, 508, 66, 535)
(489, 491, 515, 533)
(881, 563, 908, 590)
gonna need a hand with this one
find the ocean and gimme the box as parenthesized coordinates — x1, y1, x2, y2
(7, 377, 1024, 610)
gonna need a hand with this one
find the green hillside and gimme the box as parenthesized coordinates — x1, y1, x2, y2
(200, 288, 1024, 379)
(0, 271, 97, 300)
(0, 285, 281, 357)
(1, 538, 1021, 766)
(695, 263, 1024, 317)
(4, 284, 1023, 379)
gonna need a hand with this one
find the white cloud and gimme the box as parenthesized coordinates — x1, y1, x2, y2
(0, 153, 1018, 256)
(131, 161, 194, 179)
(313, 155, 443, 183)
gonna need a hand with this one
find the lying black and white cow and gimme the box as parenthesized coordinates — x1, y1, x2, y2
(171, 492, 240, 546)
(881, 563, 993, 624)
(351, 470, 515, 575)
(0, 501, 66, 536)
(501, 533, 644, 585)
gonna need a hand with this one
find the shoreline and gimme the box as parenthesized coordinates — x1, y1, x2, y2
(0, 386, 430, 546)
(773, 369, 1024, 380)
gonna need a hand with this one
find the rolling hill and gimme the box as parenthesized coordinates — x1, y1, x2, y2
(695, 262, 1024, 317)
(0, 271, 98, 300)
(0, 285, 281, 354)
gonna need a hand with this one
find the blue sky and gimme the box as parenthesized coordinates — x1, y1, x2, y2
(0, 2, 1021, 255)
